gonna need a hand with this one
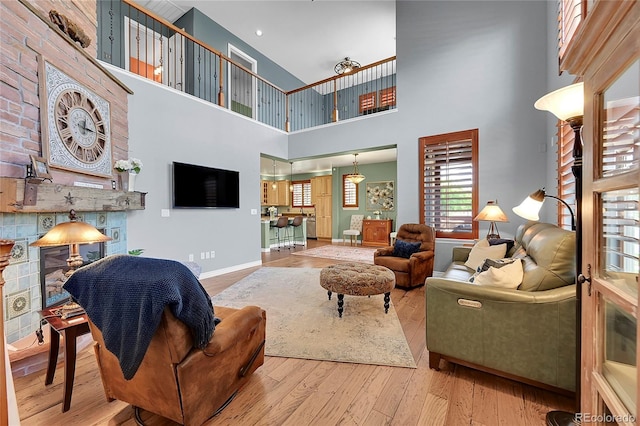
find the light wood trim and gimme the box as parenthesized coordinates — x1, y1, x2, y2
(0, 178, 146, 213)
(592, 372, 636, 426)
(560, 0, 638, 75)
(121, 0, 285, 94)
(0, 240, 15, 426)
(287, 56, 396, 96)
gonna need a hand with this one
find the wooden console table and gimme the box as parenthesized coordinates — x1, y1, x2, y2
(362, 219, 393, 247)
(40, 308, 91, 412)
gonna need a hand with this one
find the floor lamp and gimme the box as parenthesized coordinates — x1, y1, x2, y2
(532, 82, 584, 426)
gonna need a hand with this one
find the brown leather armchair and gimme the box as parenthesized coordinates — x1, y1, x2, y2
(374, 223, 435, 289)
(89, 305, 266, 425)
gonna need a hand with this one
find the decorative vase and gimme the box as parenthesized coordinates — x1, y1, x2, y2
(375, 214, 381, 220)
(128, 172, 136, 192)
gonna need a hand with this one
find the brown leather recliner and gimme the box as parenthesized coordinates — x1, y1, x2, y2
(374, 223, 435, 289)
(88, 304, 266, 425)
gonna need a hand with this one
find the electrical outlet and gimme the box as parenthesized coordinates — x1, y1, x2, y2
(211, 251, 215, 258)
(200, 252, 205, 260)
(188, 254, 194, 262)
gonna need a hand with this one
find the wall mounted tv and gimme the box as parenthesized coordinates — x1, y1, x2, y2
(172, 161, 240, 208)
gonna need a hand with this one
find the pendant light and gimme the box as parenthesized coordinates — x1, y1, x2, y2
(289, 161, 294, 192)
(272, 160, 277, 190)
(346, 153, 365, 184)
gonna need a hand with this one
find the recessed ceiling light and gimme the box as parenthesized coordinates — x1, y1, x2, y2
(255, 29, 263, 37)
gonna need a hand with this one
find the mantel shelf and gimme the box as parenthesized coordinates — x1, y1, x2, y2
(0, 178, 146, 213)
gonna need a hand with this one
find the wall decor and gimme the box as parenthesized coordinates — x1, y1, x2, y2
(6, 289, 31, 320)
(38, 214, 56, 233)
(9, 239, 28, 264)
(39, 59, 113, 177)
(366, 181, 395, 211)
(30, 155, 52, 180)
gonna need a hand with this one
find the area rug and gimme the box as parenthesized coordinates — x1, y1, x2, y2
(291, 244, 378, 264)
(210, 267, 416, 368)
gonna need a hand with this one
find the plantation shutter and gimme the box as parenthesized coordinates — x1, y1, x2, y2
(379, 86, 396, 108)
(420, 129, 478, 239)
(557, 120, 576, 230)
(602, 101, 639, 177)
(359, 92, 376, 113)
(558, 0, 584, 61)
(343, 175, 358, 208)
(293, 181, 313, 207)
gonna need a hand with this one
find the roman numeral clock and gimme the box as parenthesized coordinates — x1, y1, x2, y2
(40, 61, 112, 177)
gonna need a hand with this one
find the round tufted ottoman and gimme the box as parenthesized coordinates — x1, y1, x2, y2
(319, 262, 396, 317)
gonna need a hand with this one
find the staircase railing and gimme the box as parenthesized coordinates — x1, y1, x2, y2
(98, 0, 395, 132)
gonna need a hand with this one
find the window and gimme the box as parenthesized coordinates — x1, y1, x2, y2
(359, 92, 376, 113)
(557, 119, 576, 231)
(380, 86, 396, 108)
(292, 180, 312, 207)
(419, 129, 479, 239)
(342, 175, 359, 208)
(558, 0, 585, 61)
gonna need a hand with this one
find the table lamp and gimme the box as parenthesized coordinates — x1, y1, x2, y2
(30, 209, 112, 277)
(473, 200, 508, 239)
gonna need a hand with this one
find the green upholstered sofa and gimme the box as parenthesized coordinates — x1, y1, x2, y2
(426, 222, 577, 394)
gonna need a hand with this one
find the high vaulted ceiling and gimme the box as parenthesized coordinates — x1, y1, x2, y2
(132, 0, 397, 175)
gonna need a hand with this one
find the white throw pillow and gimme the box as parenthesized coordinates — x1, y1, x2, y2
(473, 258, 524, 289)
(464, 240, 507, 270)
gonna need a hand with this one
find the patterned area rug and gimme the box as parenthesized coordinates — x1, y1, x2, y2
(291, 244, 378, 264)
(211, 267, 416, 368)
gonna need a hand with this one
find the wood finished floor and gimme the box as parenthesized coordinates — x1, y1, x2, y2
(13, 240, 574, 425)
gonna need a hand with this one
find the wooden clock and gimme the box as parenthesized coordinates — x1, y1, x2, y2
(40, 60, 112, 177)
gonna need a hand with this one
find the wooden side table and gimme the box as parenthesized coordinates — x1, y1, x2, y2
(362, 219, 393, 247)
(39, 308, 91, 412)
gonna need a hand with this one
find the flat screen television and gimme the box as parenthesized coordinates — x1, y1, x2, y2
(173, 161, 240, 208)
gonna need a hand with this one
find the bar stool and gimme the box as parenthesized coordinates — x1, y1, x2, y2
(290, 216, 304, 247)
(275, 216, 291, 250)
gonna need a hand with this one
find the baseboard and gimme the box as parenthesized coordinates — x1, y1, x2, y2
(199, 260, 262, 280)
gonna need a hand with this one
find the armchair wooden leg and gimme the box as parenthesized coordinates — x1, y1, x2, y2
(429, 352, 442, 370)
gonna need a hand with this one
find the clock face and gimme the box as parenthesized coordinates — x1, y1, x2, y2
(43, 62, 112, 177)
(54, 89, 107, 163)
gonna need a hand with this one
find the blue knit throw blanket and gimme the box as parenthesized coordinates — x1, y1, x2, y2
(63, 255, 216, 380)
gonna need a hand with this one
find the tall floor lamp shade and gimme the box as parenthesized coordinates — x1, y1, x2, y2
(532, 82, 584, 426)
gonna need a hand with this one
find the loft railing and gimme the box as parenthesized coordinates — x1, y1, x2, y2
(97, 0, 396, 132)
(287, 57, 396, 132)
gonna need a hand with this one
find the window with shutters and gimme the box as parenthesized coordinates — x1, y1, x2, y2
(292, 180, 313, 208)
(380, 86, 396, 108)
(359, 92, 376, 114)
(558, 0, 585, 62)
(342, 175, 359, 208)
(419, 129, 479, 239)
(557, 120, 576, 230)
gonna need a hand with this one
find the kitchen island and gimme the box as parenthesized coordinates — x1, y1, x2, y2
(260, 216, 307, 251)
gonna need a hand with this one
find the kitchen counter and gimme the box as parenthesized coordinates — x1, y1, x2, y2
(260, 217, 307, 251)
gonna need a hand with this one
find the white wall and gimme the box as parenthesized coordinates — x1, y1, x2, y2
(292, 1, 562, 271)
(106, 66, 288, 275)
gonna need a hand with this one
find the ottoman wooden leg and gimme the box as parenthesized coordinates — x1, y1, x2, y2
(383, 292, 391, 313)
(337, 294, 344, 318)
(327, 290, 332, 300)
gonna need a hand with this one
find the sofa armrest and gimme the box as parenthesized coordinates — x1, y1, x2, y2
(374, 246, 395, 257)
(204, 305, 265, 354)
(425, 277, 576, 303)
(452, 246, 472, 263)
(425, 279, 576, 391)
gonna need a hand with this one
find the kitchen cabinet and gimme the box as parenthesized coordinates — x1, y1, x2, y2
(362, 219, 393, 247)
(311, 175, 332, 239)
(261, 180, 289, 206)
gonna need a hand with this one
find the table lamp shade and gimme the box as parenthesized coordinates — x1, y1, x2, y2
(30, 220, 112, 247)
(474, 200, 509, 223)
